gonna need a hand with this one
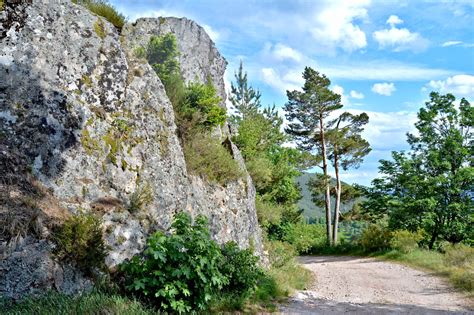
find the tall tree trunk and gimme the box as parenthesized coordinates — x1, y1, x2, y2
(320, 117, 332, 246)
(333, 151, 341, 245)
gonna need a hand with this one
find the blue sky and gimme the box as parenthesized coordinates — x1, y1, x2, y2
(111, 0, 474, 186)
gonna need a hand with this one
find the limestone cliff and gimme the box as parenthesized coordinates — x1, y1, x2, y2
(0, 0, 262, 299)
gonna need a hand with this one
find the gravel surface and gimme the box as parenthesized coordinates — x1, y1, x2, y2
(279, 256, 473, 314)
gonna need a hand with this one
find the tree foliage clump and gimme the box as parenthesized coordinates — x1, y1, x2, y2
(230, 62, 306, 236)
(120, 213, 227, 313)
(363, 93, 473, 248)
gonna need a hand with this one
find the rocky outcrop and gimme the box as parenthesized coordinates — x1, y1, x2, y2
(0, 0, 262, 299)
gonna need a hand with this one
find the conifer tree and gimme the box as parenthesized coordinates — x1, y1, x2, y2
(326, 112, 371, 244)
(284, 67, 342, 245)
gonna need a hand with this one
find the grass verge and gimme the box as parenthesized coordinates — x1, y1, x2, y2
(0, 291, 155, 315)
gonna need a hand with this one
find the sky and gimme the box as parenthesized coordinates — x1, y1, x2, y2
(110, 0, 474, 186)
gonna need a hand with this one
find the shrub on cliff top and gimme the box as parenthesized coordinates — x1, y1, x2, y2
(73, 0, 126, 29)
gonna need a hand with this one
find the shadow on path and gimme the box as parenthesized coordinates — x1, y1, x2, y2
(279, 297, 473, 314)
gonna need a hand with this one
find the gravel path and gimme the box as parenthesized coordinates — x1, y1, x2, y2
(279, 256, 473, 314)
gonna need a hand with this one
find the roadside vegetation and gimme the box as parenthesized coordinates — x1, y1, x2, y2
(3, 15, 471, 312)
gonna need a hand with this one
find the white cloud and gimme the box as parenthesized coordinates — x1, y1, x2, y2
(332, 85, 350, 106)
(318, 61, 452, 81)
(442, 40, 463, 47)
(262, 43, 303, 63)
(272, 43, 303, 62)
(372, 82, 396, 96)
(350, 90, 365, 99)
(427, 74, 474, 98)
(261, 67, 302, 93)
(309, 0, 370, 52)
(373, 15, 429, 52)
(386, 15, 403, 26)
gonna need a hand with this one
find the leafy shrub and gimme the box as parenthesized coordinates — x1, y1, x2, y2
(120, 212, 227, 313)
(128, 183, 153, 213)
(146, 33, 180, 86)
(255, 197, 283, 227)
(53, 213, 108, 274)
(73, 0, 126, 29)
(359, 223, 392, 252)
(184, 133, 243, 185)
(283, 223, 326, 254)
(265, 240, 296, 268)
(220, 241, 263, 299)
(181, 82, 226, 129)
(390, 230, 424, 253)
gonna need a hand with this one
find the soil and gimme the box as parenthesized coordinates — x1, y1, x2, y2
(279, 256, 474, 314)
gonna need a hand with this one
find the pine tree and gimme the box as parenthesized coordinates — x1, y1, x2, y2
(326, 112, 371, 244)
(229, 61, 261, 120)
(284, 67, 342, 245)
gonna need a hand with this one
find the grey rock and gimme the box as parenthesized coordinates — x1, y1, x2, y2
(0, 237, 92, 300)
(0, 0, 263, 298)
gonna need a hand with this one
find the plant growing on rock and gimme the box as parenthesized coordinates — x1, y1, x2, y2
(53, 212, 108, 274)
(73, 0, 126, 29)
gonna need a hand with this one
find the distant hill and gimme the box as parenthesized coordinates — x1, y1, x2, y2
(296, 172, 358, 219)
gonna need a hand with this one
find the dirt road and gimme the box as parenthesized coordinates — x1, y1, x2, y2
(279, 256, 473, 314)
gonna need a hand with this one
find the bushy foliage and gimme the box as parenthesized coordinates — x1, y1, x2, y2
(146, 34, 180, 86)
(73, 0, 126, 29)
(359, 223, 392, 252)
(265, 240, 297, 268)
(220, 241, 263, 299)
(283, 223, 326, 254)
(184, 133, 243, 185)
(255, 197, 283, 228)
(390, 230, 424, 253)
(181, 82, 226, 129)
(120, 213, 227, 313)
(53, 213, 108, 274)
(363, 93, 473, 248)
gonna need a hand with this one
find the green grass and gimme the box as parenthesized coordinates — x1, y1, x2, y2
(0, 291, 155, 315)
(73, 0, 126, 29)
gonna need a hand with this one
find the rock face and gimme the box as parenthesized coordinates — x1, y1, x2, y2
(0, 0, 262, 299)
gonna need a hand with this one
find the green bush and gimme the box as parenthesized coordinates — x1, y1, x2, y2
(283, 223, 326, 254)
(359, 223, 392, 252)
(255, 197, 283, 227)
(220, 241, 263, 298)
(53, 213, 108, 274)
(182, 82, 226, 128)
(184, 133, 243, 185)
(120, 212, 227, 313)
(147, 34, 180, 86)
(73, 0, 126, 29)
(265, 240, 296, 268)
(390, 230, 424, 253)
